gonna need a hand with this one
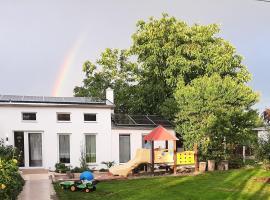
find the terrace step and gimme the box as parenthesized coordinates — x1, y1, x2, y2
(20, 168, 49, 175)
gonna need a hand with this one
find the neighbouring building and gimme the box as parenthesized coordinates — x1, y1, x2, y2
(0, 89, 175, 170)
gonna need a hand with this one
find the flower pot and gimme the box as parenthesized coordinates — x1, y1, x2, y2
(208, 160, 215, 171)
(199, 162, 207, 172)
(222, 160, 229, 171)
(217, 160, 229, 171)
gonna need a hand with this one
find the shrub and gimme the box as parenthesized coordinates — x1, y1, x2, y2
(262, 159, 270, 171)
(71, 167, 92, 173)
(229, 157, 244, 169)
(254, 135, 270, 161)
(54, 163, 70, 173)
(0, 140, 24, 200)
(99, 168, 108, 172)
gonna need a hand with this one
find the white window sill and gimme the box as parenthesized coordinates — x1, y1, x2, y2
(22, 120, 37, 123)
(84, 121, 97, 123)
(87, 163, 98, 166)
(57, 121, 71, 123)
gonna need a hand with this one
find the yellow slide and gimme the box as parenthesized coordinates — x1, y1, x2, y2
(109, 149, 151, 177)
(109, 149, 195, 177)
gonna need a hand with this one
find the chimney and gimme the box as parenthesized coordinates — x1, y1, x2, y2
(106, 87, 114, 104)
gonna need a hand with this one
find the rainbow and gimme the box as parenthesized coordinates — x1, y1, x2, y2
(52, 33, 86, 97)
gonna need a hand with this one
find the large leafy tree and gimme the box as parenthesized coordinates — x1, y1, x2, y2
(76, 14, 250, 118)
(75, 14, 260, 156)
(174, 74, 259, 158)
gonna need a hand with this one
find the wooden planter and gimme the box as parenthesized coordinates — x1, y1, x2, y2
(199, 162, 207, 172)
(208, 160, 215, 171)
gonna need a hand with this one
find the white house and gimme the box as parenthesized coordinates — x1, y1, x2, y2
(0, 89, 174, 170)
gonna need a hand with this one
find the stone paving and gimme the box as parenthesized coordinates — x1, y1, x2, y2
(18, 173, 57, 200)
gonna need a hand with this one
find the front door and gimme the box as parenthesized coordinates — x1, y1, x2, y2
(14, 132, 25, 167)
(28, 133, 42, 167)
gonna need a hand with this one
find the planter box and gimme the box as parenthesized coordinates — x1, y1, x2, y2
(199, 162, 207, 172)
(218, 160, 229, 171)
(208, 160, 215, 171)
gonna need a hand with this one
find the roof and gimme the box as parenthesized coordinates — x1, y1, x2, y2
(144, 125, 178, 141)
(111, 114, 172, 128)
(0, 95, 113, 106)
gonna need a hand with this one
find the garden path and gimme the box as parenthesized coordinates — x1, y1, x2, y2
(18, 173, 57, 200)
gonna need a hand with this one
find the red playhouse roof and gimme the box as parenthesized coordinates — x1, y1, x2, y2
(144, 125, 178, 141)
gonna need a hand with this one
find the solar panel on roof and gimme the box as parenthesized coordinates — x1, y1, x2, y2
(112, 114, 136, 125)
(112, 114, 172, 127)
(0, 95, 106, 105)
(147, 115, 172, 126)
(130, 115, 155, 125)
(23, 96, 44, 102)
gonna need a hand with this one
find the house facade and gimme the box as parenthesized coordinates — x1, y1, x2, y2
(0, 89, 174, 170)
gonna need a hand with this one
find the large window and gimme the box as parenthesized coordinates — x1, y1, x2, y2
(57, 113, 71, 122)
(119, 135, 130, 163)
(85, 135, 96, 163)
(84, 114, 97, 122)
(59, 134, 70, 163)
(22, 112, 36, 121)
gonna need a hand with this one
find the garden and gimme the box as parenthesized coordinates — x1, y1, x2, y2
(0, 140, 24, 200)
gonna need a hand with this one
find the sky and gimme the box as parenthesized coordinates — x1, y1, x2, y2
(0, 0, 269, 111)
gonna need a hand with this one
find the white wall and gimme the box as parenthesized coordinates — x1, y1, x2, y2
(258, 130, 270, 141)
(111, 128, 175, 164)
(0, 105, 112, 170)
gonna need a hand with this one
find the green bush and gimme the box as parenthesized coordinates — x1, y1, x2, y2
(99, 168, 108, 172)
(70, 167, 92, 173)
(0, 140, 24, 200)
(229, 157, 244, 169)
(254, 136, 270, 161)
(262, 159, 270, 171)
(55, 163, 70, 173)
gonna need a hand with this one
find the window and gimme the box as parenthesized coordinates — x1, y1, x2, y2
(84, 114, 96, 122)
(22, 112, 36, 121)
(85, 135, 96, 163)
(59, 134, 70, 163)
(57, 113, 70, 121)
(119, 135, 130, 163)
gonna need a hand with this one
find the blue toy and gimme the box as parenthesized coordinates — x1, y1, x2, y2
(80, 171, 94, 181)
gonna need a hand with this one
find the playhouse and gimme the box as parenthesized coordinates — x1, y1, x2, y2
(109, 125, 195, 177)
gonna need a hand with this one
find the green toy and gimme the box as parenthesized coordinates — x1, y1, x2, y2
(60, 180, 98, 193)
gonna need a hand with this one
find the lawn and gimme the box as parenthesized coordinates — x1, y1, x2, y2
(54, 168, 270, 200)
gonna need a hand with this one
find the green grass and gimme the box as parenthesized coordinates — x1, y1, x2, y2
(54, 168, 270, 200)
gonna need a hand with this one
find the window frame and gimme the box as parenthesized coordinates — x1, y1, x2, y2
(56, 112, 71, 122)
(85, 134, 97, 164)
(119, 134, 131, 163)
(21, 112, 37, 122)
(83, 113, 97, 123)
(57, 133, 71, 164)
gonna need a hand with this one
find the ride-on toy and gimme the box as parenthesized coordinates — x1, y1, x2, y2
(60, 179, 98, 193)
(60, 171, 98, 193)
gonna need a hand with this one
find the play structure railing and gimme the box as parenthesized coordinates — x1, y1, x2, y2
(153, 149, 195, 165)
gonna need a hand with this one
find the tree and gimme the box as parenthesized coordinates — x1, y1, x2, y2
(75, 14, 251, 120)
(74, 48, 138, 113)
(174, 74, 259, 159)
(262, 108, 270, 125)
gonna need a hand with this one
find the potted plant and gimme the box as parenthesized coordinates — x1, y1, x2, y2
(199, 161, 207, 172)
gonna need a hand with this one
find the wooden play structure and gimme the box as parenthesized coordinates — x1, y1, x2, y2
(109, 125, 197, 177)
